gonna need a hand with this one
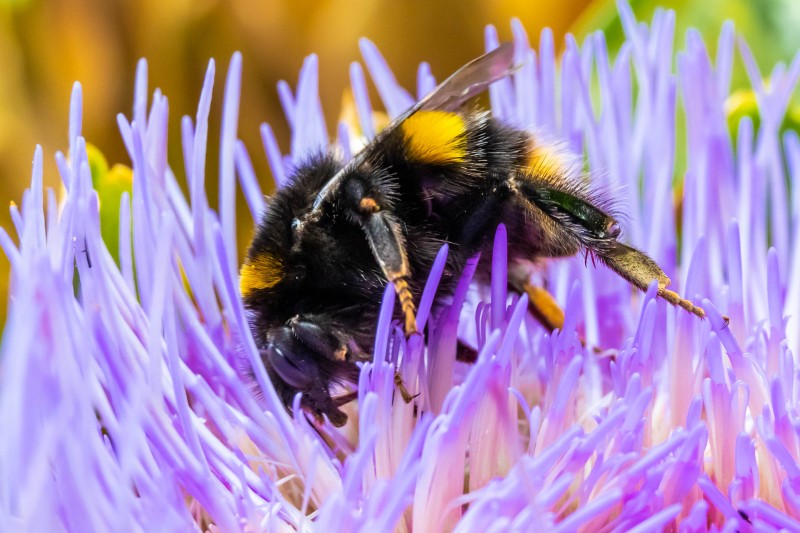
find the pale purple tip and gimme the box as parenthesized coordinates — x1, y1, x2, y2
(3, 3, 800, 531)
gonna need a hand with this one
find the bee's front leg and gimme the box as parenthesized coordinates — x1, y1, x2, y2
(344, 182, 418, 336)
(362, 209, 417, 336)
(394, 372, 419, 403)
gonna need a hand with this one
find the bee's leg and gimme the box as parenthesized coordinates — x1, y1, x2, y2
(322, 181, 420, 399)
(393, 278, 418, 336)
(352, 195, 418, 336)
(510, 173, 712, 320)
(394, 372, 419, 402)
(523, 284, 568, 333)
(600, 242, 708, 319)
(510, 279, 565, 333)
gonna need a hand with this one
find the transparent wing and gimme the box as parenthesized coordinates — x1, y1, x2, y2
(376, 41, 517, 127)
(417, 41, 516, 112)
(313, 42, 517, 210)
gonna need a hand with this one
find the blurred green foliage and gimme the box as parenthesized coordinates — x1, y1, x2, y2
(87, 144, 133, 265)
(575, 0, 800, 75)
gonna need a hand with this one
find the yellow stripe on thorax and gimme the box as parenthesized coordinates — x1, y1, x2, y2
(240, 253, 284, 296)
(401, 111, 467, 164)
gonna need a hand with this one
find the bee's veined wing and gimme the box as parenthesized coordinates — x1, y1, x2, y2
(312, 43, 517, 211)
(374, 41, 517, 129)
(416, 41, 516, 112)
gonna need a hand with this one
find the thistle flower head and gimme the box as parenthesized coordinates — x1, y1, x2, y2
(2, 2, 800, 531)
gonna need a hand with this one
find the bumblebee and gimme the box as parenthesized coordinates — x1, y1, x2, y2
(240, 43, 705, 426)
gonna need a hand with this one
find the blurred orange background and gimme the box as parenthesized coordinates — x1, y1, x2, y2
(0, 0, 797, 323)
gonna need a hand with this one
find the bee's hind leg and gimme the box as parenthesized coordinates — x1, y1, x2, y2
(509, 277, 565, 334)
(510, 171, 717, 322)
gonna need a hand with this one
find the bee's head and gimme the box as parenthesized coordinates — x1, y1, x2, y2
(258, 326, 358, 427)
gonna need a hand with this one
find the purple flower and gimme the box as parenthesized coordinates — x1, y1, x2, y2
(2, 1, 800, 530)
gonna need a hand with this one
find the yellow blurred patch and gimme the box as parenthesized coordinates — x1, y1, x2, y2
(86, 143, 110, 180)
(106, 164, 133, 186)
(402, 111, 467, 164)
(239, 253, 284, 296)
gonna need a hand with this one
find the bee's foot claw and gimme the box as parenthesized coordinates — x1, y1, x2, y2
(394, 371, 417, 403)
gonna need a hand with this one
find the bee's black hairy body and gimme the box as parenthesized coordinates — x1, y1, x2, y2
(247, 116, 525, 334)
(241, 43, 701, 426)
(243, 114, 611, 425)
